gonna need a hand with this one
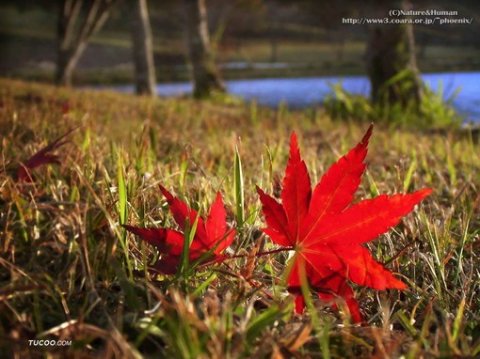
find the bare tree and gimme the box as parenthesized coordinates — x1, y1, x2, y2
(183, 0, 225, 98)
(130, 0, 156, 95)
(56, 0, 116, 86)
(365, 1, 422, 107)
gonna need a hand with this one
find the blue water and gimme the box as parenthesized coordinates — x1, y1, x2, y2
(112, 72, 480, 122)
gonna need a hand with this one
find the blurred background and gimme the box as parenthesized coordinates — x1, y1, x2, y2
(1, 0, 479, 123)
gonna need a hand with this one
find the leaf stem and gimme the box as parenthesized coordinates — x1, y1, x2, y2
(228, 246, 294, 260)
(196, 247, 294, 269)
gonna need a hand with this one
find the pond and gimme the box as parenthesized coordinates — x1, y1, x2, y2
(111, 71, 480, 123)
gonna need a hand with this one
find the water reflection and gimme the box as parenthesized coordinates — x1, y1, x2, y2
(112, 72, 480, 122)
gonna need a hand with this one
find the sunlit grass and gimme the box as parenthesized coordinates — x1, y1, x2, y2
(1, 78, 480, 357)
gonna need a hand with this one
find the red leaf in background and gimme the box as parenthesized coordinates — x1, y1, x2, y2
(124, 186, 235, 274)
(257, 125, 431, 323)
(16, 128, 76, 182)
(61, 100, 70, 115)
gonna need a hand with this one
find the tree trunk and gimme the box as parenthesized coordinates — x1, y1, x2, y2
(183, 0, 224, 98)
(130, 0, 156, 96)
(56, 44, 87, 87)
(56, 51, 75, 87)
(270, 36, 278, 63)
(366, 1, 422, 107)
(55, 0, 115, 87)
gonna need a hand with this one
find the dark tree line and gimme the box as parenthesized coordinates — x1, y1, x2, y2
(55, 0, 224, 98)
(365, 0, 422, 107)
(53, 0, 423, 106)
(130, 0, 156, 95)
(183, 0, 225, 98)
(56, 0, 117, 86)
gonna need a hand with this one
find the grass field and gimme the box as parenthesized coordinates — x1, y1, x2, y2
(1, 78, 480, 358)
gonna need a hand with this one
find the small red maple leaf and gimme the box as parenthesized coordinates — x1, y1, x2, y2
(257, 125, 431, 322)
(16, 128, 75, 182)
(124, 185, 235, 274)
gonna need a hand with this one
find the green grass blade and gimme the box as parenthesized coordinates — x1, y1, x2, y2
(116, 152, 132, 278)
(178, 213, 199, 277)
(403, 150, 417, 192)
(117, 154, 127, 225)
(246, 304, 282, 343)
(233, 145, 245, 229)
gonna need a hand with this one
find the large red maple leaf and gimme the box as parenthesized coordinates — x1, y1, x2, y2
(257, 125, 431, 322)
(124, 185, 235, 274)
